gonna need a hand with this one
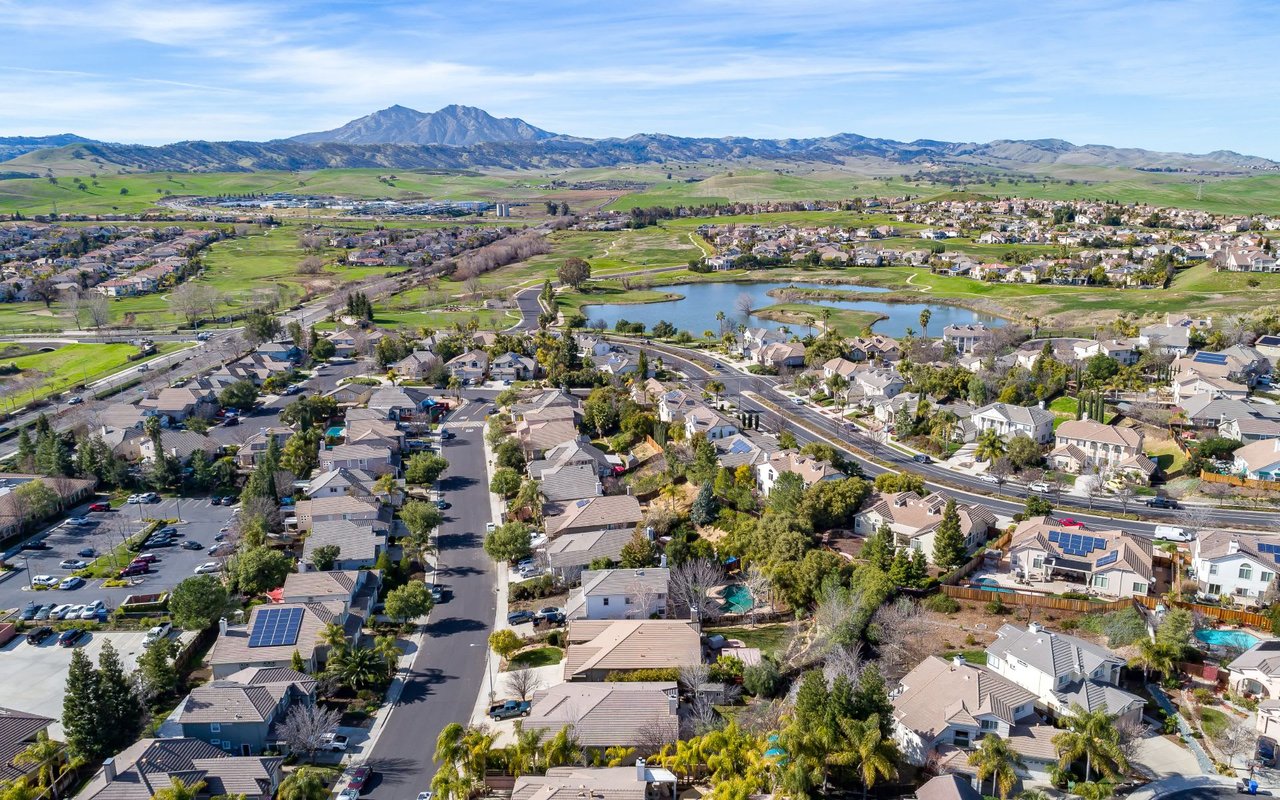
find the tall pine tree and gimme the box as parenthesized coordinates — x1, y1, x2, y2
(62, 649, 101, 761)
(931, 498, 968, 568)
(96, 641, 144, 756)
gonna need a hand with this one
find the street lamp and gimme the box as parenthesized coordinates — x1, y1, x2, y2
(24, 556, 32, 589)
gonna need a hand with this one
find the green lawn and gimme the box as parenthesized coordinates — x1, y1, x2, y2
(754, 302, 882, 337)
(507, 646, 563, 669)
(0, 342, 184, 406)
(1198, 705, 1229, 739)
(704, 623, 794, 655)
(940, 649, 989, 665)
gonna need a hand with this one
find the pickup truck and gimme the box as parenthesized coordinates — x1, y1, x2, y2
(488, 700, 531, 720)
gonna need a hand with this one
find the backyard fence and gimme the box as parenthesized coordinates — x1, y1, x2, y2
(1199, 470, 1280, 493)
(942, 531, 1012, 586)
(940, 584, 1133, 614)
(1132, 594, 1272, 630)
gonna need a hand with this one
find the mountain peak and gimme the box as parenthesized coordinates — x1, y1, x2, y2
(289, 104, 556, 147)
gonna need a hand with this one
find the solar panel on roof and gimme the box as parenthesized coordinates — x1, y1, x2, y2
(1261, 543, 1278, 554)
(1048, 531, 1060, 543)
(1194, 352, 1228, 365)
(1096, 551, 1119, 568)
(248, 607, 304, 648)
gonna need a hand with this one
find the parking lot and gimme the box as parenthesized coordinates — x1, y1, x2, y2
(1, 496, 236, 615)
(0, 629, 193, 738)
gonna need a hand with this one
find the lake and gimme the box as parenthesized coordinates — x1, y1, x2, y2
(580, 281, 1003, 338)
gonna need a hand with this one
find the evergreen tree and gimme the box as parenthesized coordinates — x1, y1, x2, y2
(850, 664, 895, 738)
(619, 530, 657, 568)
(636, 349, 648, 379)
(931, 499, 968, 568)
(888, 549, 911, 585)
(690, 482, 718, 526)
(861, 522, 894, 570)
(62, 649, 100, 761)
(16, 428, 35, 470)
(96, 641, 144, 755)
(244, 435, 281, 501)
(908, 549, 930, 587)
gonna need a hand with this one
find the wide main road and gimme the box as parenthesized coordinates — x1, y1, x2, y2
(366, 393, 496, 800)
(626, 340, 1280, 534)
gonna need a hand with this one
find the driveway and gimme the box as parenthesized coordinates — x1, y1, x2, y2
(1133, 730, 1205, 780)
(2, 497, 235, 614)
(0, 629, 192, 738)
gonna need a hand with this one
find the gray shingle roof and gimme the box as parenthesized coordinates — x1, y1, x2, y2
(987, 623, 1121, 679)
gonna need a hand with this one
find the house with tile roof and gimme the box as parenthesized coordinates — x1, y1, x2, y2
(318, 443, 396, 476)
(209, 602, 356, 678)
(566, 568, 669, 620)
(891, 655, 1058, 782)
(492, 352, 539, 382)
(528, 437, 613, 479)
(446, 349, 490, 384)
(986, 623, 1143, 724)
(756, 450, 844, 496)
(756, 341, 806, 370)
(1052, 419, 1143, 471)
(301, 520, 387, 570)
(970, 402, 1055, 444)
(853, 491, 996, 565)
(563, 620, 701, 682)
(1190, 530, 1280, 603)
(657, 389, 701, 423)
(1007, 516, 1154, 598)
(914, 774, 983, 800)
(523, 682, 679, 750)
(515, 414, 580, 461)
(546, 528, 635, 581)
(511, 763, 677, 800)
(1226, 641, 1280, 699)
(539, 464, 603, 504)
(682, 403, 739, 441)
(1232, 438, 1280, 481)
(74, 738, 282, 800)
(175, 668, 316, 755)
(712, 433, 777, 470)
(941, 323, 994, 354)
(0, 707, 54, 786)
(544, 495, 643, 539)
(292, 495, 383, 530)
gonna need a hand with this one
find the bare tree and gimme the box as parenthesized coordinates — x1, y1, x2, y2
(463, 275, 481, 300)
(634, 715, 680, 756)
(823, 641, 866, 685)
(170, 283, 214, 328)
(86, 293, 111, 332)
(735, 293, 755, 322)
(668, 558, 724, 623)
(1114, 716, 1149, 765)
(1082, 474, 1105, 510)
(65, 288, 84, 330)
(743, 565, 772, 625)
(298, 255, 325, 275)
(277, 702, 342, 763)
(625, 579, 661, 620)
(869, 598, 933, 681)
(506, 668, 544, 702)
(1201, 480, 1234, 508)
(680, 662, 718, 736)
(1215, 717, 1256, 768)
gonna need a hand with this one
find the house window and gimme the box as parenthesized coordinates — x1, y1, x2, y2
(1091, 575, 1109, 589)
(625, 596, 633, 605)
(1209, 564, 1219, 575)
(602, 598, 609, 606)
(952, 731, 970, 748)
(1032, 556, 1044, 569)
(1240, 565, 1253, 580)
(1208, 583, 1222, 595)
(980, 719, 998, 731)
(210, 723, 221, 733)
(1265, 572, 1275, 584)
(1236, 587, 1252, 597)
(1132, 583, 1148, 595)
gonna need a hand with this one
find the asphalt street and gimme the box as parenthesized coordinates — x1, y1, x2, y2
(507, 287, 544, 332)
(364, 393, 496, 800)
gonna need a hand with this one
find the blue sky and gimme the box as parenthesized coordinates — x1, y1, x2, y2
(2, 0, 1278, 157)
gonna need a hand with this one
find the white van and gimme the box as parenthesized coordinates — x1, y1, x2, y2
(1153, 525, 1192, 542)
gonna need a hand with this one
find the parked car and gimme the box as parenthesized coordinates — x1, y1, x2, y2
(31, 575, 58, 589)
(66, 396, 83, 405)
(979, 473, 1003, 485)
(440, 430, 455, 440)
(181, 540, 203, 550)
(57, 629, 87, 648)
(79, 600, 106, 619)
(417, 793, 432, 800)
(435, 500, 451, 510)
(157, 526, 178, 536)
(33, 605, 53, 621)
(209, 542, 235, 556)
(77, 547, 96, 558)
(223, 417, 240, 427)
(535, 607, 565, 624)
(118, 564, 149, 578)
(19, 602, 38, 620)
(59, 576, 85, 590)
(426, 582, 443, 603)
(57, 605, 84, 620)
(145, 623, 172, 644)
(194, 562, 222, 575)
(506, 610, 535, 626)
(1058, 518, 1086, 527)
(59, 559, 88, 570)
(1027, 481, 1051, 493)
(320, 733, 349, 752)
(26, 626, 54, 645)
(1154, 525, 1194, 543)
(1146, 496, 1179, 509)
(134, 553, 160, 564)
(138, 492, 158, 503)
(488, 700, 531, 720)
(912, 453, 932, 464)
(126, 494, 142, 504)
(346, 766, 372, 793)
(22, 540, 51, 550)
(67, 516, 91, 526)
(48, 604, 72, 619)
(88, 502, 112, 512)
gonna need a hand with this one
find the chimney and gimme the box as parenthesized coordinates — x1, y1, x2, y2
(218, 617, 228, 635)
(1228, 540, 1240, 554)
(1082, 412, 1089, 422)
(951, 654, 964, 670)
(636, 758, 647, 783)
(102, 758, 116, 783)
(1038, 400, 1046, 409)
(1028, 621, 1042, 634)
(669, 693, 679, 716)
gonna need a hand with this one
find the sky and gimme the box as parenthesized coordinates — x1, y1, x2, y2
(2, 0, 1279, 157)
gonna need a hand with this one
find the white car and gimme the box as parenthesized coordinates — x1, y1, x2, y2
(79, 600, 106, 619)
(320, 733, 349, 752)
(979, 473, 1003, 485)
(49, 603, 72, 618)
(59, 604, 84, 620)
(1027, 481, 1050, 493)
(67, 517, 91, 526)
(1154, 525, 1194, 543)
(126, 494, 142, 504)
(146, 622, 173, 644)
(194, 562, 223, 575)
(417, 793, 433, 800)
(32, 575, 58, 589)
(59, 559, 88, 570)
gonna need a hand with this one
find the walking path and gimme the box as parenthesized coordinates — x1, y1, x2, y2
(1147, 682, 1216, 775)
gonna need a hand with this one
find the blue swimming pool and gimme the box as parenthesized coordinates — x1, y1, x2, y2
(973, 578, 1015, 594)
(1195, 629, 1261, 650)
(720, 584, 754, 614)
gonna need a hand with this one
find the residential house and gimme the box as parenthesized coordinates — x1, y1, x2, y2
(630, 377, 667, 407)
(0, 707, 53, 786)
(539, 464, 602, 503)
(593, 352, 640, 376)
(970, 402, 1055, 444)
(853, 491, 996, 565)
(740, 327, 785, 359)
(942, 323, 994, 354)
(756, 450, 844, 496)
(529, 437, 614, 480)
(1050, 419, 1147, 476)
(1073, 339, 1140, 366)
(318, 444, 395, 476)
(562, 620, 701, 682)
(301, 520, 387, 570)
(209, 601, 357, 678)
(683, 403, 739, 441)
(511, 764, 677, 800)
(136, 430, 220, 465)
(391, 351, 440, 380)
(1007, 516, 1155, 598)
(546, 528, 635, 581)
(73, 738, 282, 800)
(491, 352, 538, 382)
(523, 683, 678, 751)
(292, 495, 383, 530)
(511, 389, 582, 422)
(303, 468, 378, 499)
(544, 495, 643, 538)
(1190, 530, 1280, 603)
(1232, 439, 1280, 481)
(892, 656, 1059, 783)
(176, 668, 316, 755)
(445, 349, 490, 384)
(657, 389, 701, 423)
(366, 386, 437, 422)
(1173, 372, 1249, 403)
(566, 568, 670, 620)
(756, 341, 806, 370)
(849, 335, 902, 362)
(515, 411, 580, 461)
(235, 427, 293, 469)
(986, 623, 1143, 723)
(576, 334, 613, 357)
(256, 341, 301, 363)
(280, 569, 379, 614)
(713, 433, 777, 470)
(914, 774, 984, 800)
(1226, 642, 1280, 699)
(144, 386, 219, 423)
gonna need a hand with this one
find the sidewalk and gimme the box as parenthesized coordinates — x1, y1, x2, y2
(466, 413, 511, 727)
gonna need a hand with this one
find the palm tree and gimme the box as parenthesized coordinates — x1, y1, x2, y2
(974, 428, 1007, 463)
(542, 725, 582, 768)
(604, 746, 636, 767)
(659, 483, 681, 513)
(277, 767, 334, 800)
(828, 715, 898, 800)
(328, 646, 386, 690)
(149, 777, 206, 800)
(507, 721, 546, 777)
(318, 622, 347, 651)
(919, 308, 932, 339)
(460, 727, 496, 784)
(1052, 705, 1129, 783)
(373, 634, 403, 677)
(1075, 783, 1116, 800)
(512, 479, 543, 524)
(826, 374, 849, 418)
(821, 308, 832, 334)
(446, 375, 462, 402)
(0, 783, 41, 800)
(970, 734, 1024, 800)
(14, 730, 66, 799)
(1128, 638, 1178, 681)
(372, 473, 400, 505)
(706, 380, 725, 405)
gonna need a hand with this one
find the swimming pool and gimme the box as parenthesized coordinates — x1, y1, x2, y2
(973, 578, 1015, 594)
(719, 584, 755, 614)
(324, 426, 345, 438)
(1195, 629, 1261, 650)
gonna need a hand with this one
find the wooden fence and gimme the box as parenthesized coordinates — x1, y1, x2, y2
(1133, 594, 1272, 630)
(941, 584, 1133, 613)
(942, 531, 1012, 586)
(1199, 470, 1280, 493)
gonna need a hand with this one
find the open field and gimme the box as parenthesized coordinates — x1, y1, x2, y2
(754, 302, 882, 337)
(0, 341, 183, 405)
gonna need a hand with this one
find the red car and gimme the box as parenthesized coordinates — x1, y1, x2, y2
(88, 502, 111, 512)
(347, 766, 372, 792)
(1058, 518, 1085, 527)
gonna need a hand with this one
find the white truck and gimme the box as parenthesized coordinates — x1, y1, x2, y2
(1153, 525, 1193, 542)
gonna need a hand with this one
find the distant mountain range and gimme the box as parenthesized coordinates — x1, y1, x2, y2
(289, 104, 558, 146)
(0, 134, 94, 162)
(3, 105, 1275, 175)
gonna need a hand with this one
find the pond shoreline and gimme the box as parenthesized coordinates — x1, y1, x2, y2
(766, 285, 1019, 322)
